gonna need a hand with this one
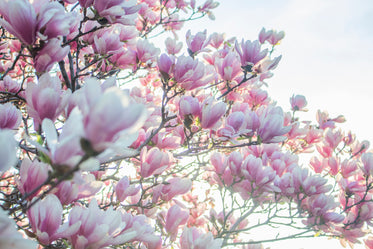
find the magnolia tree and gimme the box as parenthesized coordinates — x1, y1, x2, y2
(0, 0, 373, 248)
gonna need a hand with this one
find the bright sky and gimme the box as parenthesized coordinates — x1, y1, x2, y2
(175, 0, 373, 248)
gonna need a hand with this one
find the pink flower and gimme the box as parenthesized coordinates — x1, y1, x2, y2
(120, 213, 162, 249)
(361, 152, 373, 177)
(291, 167, 332, 196)
(0, 129, 17, 172)
(165, 37, 183, 55)
(53, 173, 103, 205)
(0, 103, 22, 130)
(238, 155, 278, 197)
(305, 194, 344, 226)
(153, 177, 192, 202)
(324, 128, 343, 149)
(290, 94, 308, 112)
(17, 158, 51, 199)
(197, 0, 219, 20)
(258, 27, 273, 44)
(136, 39, 160, 66)
(200, 97, 226, 129)
(94, 0, 140, 25)
(180, 227, 222, 249)
(179, 95, 201, 117)
(0, 0, 37, 45)
(34, 38, 70, 72)
(186, 29, 211, 56)
(27, 194, 80, 245)
(26, 73, 70, 128)
(115, 176, 140, 202)
(66, 199, 138, 249)
(0, 208, 37, 248)
(158, 53, 175, 77)
(214, 52, 242, 82)
(266, 30, 285, 45)
(235, 39, 268, 68)
(0, 75, 23, 94)
(36, 0, 75, 40)
(165, 205, 189, 241)
(257, 106, 291, 143)
(140, 147, 170, 178)
(173, 56, 214, 90)
(81, 79, 146, 153)
(209, 32, 225, 49)
(93, 29, 123, 55)
(210, 152, 227, 175)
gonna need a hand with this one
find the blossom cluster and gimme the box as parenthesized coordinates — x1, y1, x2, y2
(0, 0, 373, 249)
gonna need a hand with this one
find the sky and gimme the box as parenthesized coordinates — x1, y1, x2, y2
(174, 0, 373, 248)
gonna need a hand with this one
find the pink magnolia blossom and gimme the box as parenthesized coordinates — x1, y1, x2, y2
(340, 159, 358, 178)
(152, 177, 192, 202)
(140, 147, 170, 178)
(158, 53, 175, 77)
(120, 212, 162, 249)
(210, 152, 227, 175)
(0, 75, 23, 94)
(53, 173, 103, 205)
(66, 199, 138, 249)
(81, 79, 146, 153)
(92, 29, 123, 55)
(180, 227, 222, 249)
(17, 158, 51, 199)
(197, 0, 219, 20)
(165, 37, 183, 55)
(324, 128, 343, 149)
(0, 129, 17, 172)
(228, 151, 244, 176)
(173, 56, 214, 90)
(0, 0, 37, 45)
(165, 205, 189, 241)
(258, 27, 273, 44)
(235, 39, 268, 68)
(0, 208, 37, 248)
(304, 194, 344, 226)
(94, 0, 140, 25)
(34, 38, 70, 73)
(26, 73, 70, 129)
(40, 111, 99, 171)
(179, 95, 201, 117)
(115, 176, 140, 202)
(316, 110, 346, 130)
(36, 0, 75, 40)
(0, 103, 22, 130)
(186, 29, 211, 56)
(361, 152, 373, 177)
(309, 156, 327, 174)
(214, 52, 242, 82)
(266, 30, 285, 45)
(209, 32, 225, 49)
(291, 167, 332, 196)
(200, 97, 226, 129)
(236, 155, 279, 198)
(27, 194, 80, 245)
(257, 106, 291, 143)
(136, 39, 161, 66)
(110, 48, 137, 70)
(290, 94, 308, 112)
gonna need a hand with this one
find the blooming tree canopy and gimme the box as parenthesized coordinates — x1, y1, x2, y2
(0, 1, 372, 249)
